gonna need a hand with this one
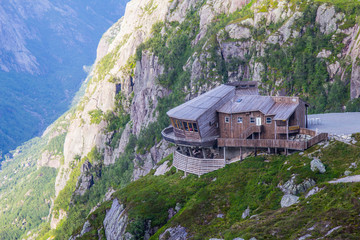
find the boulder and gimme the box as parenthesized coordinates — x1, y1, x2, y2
(305, 187, 323, 199)
(311, 158, 326, 173)
(242, 206, 250, 219)
(281, 194, 299, 208)
(159, 225, 188, 240)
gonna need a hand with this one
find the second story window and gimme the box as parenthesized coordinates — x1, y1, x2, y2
(193, 123, 198, 132)
(188, 122, 194, 132)
(250, 117, 255, 123)
(183, 121, 189, 131)
(266, 117, 272, 124)
(225, 116, 230, 123)
(237, 117, 243, 123)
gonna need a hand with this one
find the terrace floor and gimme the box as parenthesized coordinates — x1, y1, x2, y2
(308, 112, 360, 135)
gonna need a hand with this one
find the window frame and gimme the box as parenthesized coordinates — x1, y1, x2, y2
(225, 116, 230, 123)
(183, 121, 189, 131)
(193, 122, 198, 132)
(188, 122, 194, 132)
(250, 117, 255, 123)
(266, 117, 272, 124)
(237, 117, 243, 123)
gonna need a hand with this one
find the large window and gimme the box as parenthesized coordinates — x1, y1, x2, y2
(183, 121, 189, 131)
(225, 116, 230, 123)
(193, 123, 198, 132)
(173, 120, 199, 132)
(250, 117, 255, 123)
(176, 120, 183, 130)
(237, 117, 243, 123)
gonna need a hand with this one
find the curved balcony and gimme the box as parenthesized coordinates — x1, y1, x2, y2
(161, 126, 217, 147)
(173, 150, 225, 176)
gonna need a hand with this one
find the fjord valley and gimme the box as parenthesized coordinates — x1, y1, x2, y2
(0, 0, 127, 155)
(1, 0, 360, 239)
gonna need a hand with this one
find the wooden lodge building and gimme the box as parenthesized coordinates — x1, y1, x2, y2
(161, 82, 328, 176)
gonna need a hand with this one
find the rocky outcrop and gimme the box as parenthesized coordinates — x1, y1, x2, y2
(242, 206, 250, 219)
(50, 209, 67, 229)
(281, 194, 299, 208)
(103, 199, 132, 240)
(74, 160, 94, 196)
(37, 150, 61, 169)
(154, 161, 171, 176)
(131, 51, 166, 135)
(310, 158, 326, 173)
(159, 225, 188, 240)
(133, 140, 175, 180)
(69, 221, 92, 240)
(279, 176, 316, 195)
(316, 4, 344, 35)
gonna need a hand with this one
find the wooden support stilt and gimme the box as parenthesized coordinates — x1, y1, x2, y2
(202, 148, 206, 159)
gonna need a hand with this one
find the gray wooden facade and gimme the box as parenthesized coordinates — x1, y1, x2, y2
(161, 82, 328, 176)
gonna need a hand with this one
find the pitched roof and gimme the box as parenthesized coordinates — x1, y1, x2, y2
(167, 84, 235, 121)
(217, 95, 274, 114)
(267, 102, 299, 120)
(218, 95, 300, 120)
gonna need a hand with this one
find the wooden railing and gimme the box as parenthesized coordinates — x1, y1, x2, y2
(307, 133, 328, 148)
(218, 138, 307, 150)
(277, 125, 300, 134)
(218, 130, 328, 151)
(300, 128, 316, 137)
(240, 125, 262, 139)
(173, 150, 225, 176)
(161, 126, 217, 147)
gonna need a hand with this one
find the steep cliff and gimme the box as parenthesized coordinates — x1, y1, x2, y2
(2, 0, 360, 239)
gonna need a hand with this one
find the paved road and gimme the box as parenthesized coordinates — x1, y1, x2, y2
(308, 112, 360, 135)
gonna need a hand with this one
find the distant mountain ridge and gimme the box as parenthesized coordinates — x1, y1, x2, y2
(0, 0, 127, 155)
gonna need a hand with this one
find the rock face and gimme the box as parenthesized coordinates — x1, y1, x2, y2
(38, 150, 61, 169)
(311, 158, 326, 173)
(74, 160, 94, 196)
(154, 161, 171, 176)
(159, 225, 188, 240)
(279, 176, 316, 195)
(103, 199, 131, 240)
(50, 0, 360, 235)
(281, 194, 299, 208)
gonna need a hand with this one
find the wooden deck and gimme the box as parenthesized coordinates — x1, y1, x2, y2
(218, 130, 328, 150)
(173, 150, 225, 176)
(218, 138, 307, 150)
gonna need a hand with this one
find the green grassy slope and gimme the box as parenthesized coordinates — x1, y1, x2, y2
(68, 139, 360, 239)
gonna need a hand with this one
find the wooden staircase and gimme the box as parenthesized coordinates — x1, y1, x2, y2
(240, 125, 262, 139)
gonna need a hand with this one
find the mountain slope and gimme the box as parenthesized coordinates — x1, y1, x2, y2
(0, 0, 127, 155)
(2, 0, 360, 239)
